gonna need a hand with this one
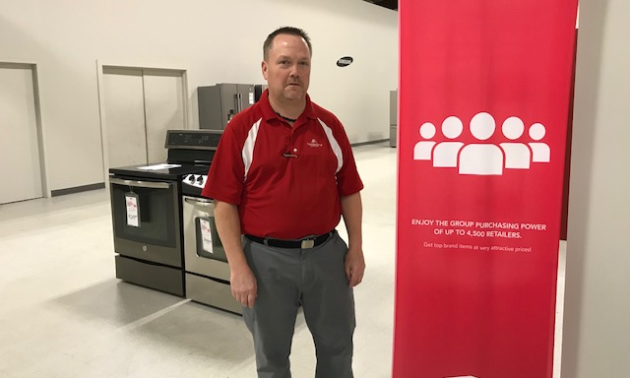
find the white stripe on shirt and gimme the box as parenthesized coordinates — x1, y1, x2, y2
(318, 118, 343, 174)
(242, 118, 262, 181)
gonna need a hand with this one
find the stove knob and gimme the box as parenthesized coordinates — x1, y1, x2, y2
(188, 174, 195, 182)
(196, 175, 203, 183)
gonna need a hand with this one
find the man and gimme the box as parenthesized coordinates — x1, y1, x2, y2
(202, 26, 365, 378)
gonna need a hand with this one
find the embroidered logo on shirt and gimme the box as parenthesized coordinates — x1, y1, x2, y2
(307, 138, 323, 148)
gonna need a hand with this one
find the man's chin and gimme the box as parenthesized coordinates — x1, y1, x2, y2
(283, 89, 305, 101)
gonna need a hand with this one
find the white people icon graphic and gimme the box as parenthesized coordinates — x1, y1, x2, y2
(413, 122, 437, 160)
(500, 116, 532, 169)
(459, 112, 504, 175)
(529, 123, 551, 162)
(433, 116, 465, 167)
(413, 112, 551, 175)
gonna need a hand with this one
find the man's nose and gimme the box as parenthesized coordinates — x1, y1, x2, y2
(289, 64, 299, 76)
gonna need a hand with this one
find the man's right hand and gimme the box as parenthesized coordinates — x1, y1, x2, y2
(213, 201, 257, 308)
(231, 266, 258, 308)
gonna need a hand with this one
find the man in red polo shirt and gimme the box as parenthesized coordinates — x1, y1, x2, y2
(202, 26, 365, 378)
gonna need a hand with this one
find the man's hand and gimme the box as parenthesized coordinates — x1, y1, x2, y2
(214, 200, 256, 308)
(230, 266, 258, 308)
(344, 246, 366, 287)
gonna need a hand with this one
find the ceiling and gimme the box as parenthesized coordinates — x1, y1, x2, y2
(363, 0, 398, 11)
(362, 0, 398, 11)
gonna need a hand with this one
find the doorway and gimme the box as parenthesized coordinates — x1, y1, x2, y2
(0, 62, 46, 204)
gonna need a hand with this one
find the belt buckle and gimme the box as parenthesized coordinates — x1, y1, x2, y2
(301, 239, 315, 249)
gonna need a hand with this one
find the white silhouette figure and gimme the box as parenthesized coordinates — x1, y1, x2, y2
(528, 123, 550, 162)
(433, 116, 465, 167)
(413, 122, 437, 160)
(499, 116, 531, 169)
(459, 112, 504, 175)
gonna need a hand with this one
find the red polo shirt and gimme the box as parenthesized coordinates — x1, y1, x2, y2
(201, 90, 363, 239)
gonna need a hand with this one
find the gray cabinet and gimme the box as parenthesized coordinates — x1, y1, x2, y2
(198, 84, 255, 130)
(390, 90, 397, 148)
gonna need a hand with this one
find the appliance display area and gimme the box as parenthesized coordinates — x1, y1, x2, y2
(108, 130, 239, 314)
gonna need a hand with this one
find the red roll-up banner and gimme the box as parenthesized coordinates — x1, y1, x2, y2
(394, 1, 578, 378)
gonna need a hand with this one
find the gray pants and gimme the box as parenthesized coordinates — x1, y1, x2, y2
(242, 231, 355, 378)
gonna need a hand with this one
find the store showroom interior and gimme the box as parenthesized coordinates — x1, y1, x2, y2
(1, 0, 628, 377)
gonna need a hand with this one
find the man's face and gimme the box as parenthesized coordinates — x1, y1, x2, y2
(262, 34, 311, 103)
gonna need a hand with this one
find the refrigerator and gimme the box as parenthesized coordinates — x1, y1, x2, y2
(198, 84, 255, 130)
(254, 84, 268, 102)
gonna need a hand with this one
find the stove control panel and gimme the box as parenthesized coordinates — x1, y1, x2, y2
(166, 130, 222, 150)
(182, 174, 207, 189)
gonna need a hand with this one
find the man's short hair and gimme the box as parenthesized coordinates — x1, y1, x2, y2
(263, 26, 312, 60)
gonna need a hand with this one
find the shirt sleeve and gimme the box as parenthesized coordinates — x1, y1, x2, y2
(333, 119, 364, 197)
(201, 123, 245, 205)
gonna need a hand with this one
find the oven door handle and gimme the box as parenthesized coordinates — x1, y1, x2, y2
(184, 197, 213, 207)
(109, 178, 171, 189)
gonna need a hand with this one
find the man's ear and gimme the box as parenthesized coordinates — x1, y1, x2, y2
(262, 61, 268, 80)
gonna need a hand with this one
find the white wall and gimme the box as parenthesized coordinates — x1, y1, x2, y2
(0, 0, 397, 192)
(562, 0, 630, 376)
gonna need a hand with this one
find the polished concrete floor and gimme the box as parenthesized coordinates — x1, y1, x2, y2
(0, 143, 565, 377)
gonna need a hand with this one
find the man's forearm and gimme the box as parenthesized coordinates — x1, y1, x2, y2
(214, 200, 249, 271)
(340, 192, 363, 249)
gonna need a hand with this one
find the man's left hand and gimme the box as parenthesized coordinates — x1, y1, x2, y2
(345, 247, 366, 287)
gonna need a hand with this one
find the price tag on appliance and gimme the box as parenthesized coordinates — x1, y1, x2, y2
(199, 219, 213, 253)
(125, 193, 140, 227)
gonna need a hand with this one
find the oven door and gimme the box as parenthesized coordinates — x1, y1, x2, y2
(109, 177, 182, 267)
(183, 195, 230, 281)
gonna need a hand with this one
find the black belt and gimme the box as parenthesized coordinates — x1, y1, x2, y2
(245, 231, 334, 249)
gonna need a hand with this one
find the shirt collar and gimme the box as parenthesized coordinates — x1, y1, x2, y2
(259, 89, 317, 123)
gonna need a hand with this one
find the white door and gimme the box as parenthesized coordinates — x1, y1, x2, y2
(0, 63, 43, 204)
(143, 69, 186, 164)
(102, 67, 186, 169)
(103, 67, 147, 169)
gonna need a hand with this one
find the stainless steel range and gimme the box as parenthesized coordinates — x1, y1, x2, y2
(108, 130, 221, 296)
(182, 173, 242, 314)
